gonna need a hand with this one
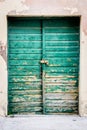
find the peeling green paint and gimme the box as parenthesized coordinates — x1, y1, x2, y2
(8, 17, 79, 114)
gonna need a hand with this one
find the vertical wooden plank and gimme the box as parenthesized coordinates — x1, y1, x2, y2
(41, 20, 46, 114)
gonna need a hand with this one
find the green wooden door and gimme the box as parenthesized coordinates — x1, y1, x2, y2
(8, 18, 42, 114)
(43, 18, 80, 114)
(8, 17, 79, 115)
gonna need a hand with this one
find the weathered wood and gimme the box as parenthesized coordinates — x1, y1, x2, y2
(9, 102, 42, 107)
(45, 73, 78, 78)
(8, 65, 41, 71)
(45, 106, 78, 113)
(45, 93, 78, 100)
(8, 90, 42, 95)
(45, 58, 79, 67)
(45, 81, 78, 86)
(9, 95, 42, 102)
(45, 66, 79, 73)
(45, 86, 78, 93)
(8, 82, 41, 90)
(44, 17, 79, 114)
(45, 100, 78, 107)
(8, 59, 40, 66)
(8, 17, 79, 114)
(8, 106, 42, 114)
(8, 71, 41, 76)
(8, 76, 41, 82)
(8, 19, 43, 114)
(45, 77, 78, 81)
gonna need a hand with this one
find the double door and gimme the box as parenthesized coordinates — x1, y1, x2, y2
(8, 17, 79, 114)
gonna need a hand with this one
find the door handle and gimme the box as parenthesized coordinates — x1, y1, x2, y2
(40, 59, 48, 65)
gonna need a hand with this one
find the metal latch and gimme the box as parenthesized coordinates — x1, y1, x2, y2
(40, 59, 48, 65)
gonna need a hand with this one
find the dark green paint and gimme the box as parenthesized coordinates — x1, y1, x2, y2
(45, 27, 79, 33)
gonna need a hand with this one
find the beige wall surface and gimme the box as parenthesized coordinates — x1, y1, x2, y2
(0, 0, 87, 116)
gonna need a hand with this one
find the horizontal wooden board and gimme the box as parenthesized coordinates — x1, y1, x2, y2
(8, 34, 41, 41)
(8, 90, 42, 95)
(45, 58, 79, 67)
(44, 18, 79, 27)
(9, 95, 42, 103)
(45, 34, 79, 41)
(45, 82, 78, 87)
(45, 76, 78, 81)
(8, 54, 41, 60)
(9, 41, 41, 48)
(8, 28, 41, 34)
(45, 93, 78, 100)
(8, 72, 41, 77)
(8, 106, 42, 114)
(46, 52, 79, 57)
(8, 66, 41, 74)
(8, 82, 41, 90)
(45, 74, 78, 78)
(45, 66, 78, 73)
(45, 86, 78, 93)
(45, 27, 79, 33)
(8, 19, 41, 27)
(8, 59, 40, 66)
(45, 100, 78, 107)
(45, 81, 78, 86)
(46, 41, 79, 46)
(8, 70, 41, 76)
(45, 106, 78, 113)
(8, 49, 42, 54)
(46, 46, 79, 51)
(9, 102, 42, 107)
(45, 72, 79, 78)
(47, 62, 78, 67)
(8, 76, 41, 82)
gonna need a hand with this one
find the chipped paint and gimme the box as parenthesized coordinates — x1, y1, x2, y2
(0, 41, 6, 61)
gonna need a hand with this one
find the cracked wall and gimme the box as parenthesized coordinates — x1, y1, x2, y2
(0, 0, 87, 116)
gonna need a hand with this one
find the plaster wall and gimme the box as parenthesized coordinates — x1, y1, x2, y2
(0, 0, 87, 116)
